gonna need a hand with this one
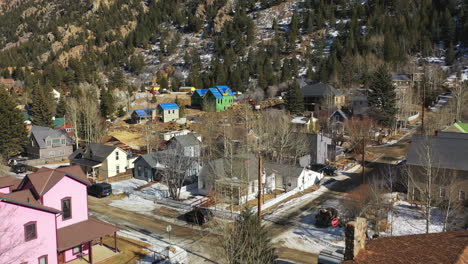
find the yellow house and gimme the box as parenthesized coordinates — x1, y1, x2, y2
(147, 85, 160, 92)
(179, 86, 196, 93)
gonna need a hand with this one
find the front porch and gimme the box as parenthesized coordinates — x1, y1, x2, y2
(66, 244, 120, 264)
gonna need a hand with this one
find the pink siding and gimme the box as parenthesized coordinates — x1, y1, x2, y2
(0, 201, 58, 264)
(42, 176, 88, 228)
(64, 243, 90, 262)
(0, 186, 10, 194)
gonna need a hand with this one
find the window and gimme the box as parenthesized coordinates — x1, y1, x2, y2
(138, 165, 142, 176)
(24, 222, 37, 241)
(46, 140, 51, 147)
(52, 138, 61, 146)
(116, 166, 120, 174)
(31, 139, 35, 146)
(61, 138, 65, 145)
(38, 255, 48, 264)
(460, 190, 466, 200)
(62, 198, 71, 220)
(72, 246, 82, 254)
(115, 151, 119, 160)
(49, 151, 55, 157)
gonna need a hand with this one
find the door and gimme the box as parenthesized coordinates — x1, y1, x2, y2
(58, 252, 65, 264)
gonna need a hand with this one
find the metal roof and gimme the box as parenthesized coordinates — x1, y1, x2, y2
(209, 88, 223, 99)
(301, 82, 343, 97)
(216, 85, 234, 96)
(406, 133, 468, 171)
(133, 108, 155, 117)
(392, 75, 410, 81)
(195, 89, 208, 96)
(159, 102, 179, 110)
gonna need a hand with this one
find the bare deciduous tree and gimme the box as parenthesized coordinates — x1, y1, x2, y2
(65, 97, 80, 148)
(452, 80, 466, 122)
(77, 83, 106, 143)
(158, 148, 196, 200)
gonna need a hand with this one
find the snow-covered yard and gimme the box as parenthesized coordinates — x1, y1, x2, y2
(386, 201, 444, 236)
(273, 199, 345, 254)
(118, 230, 188, 264)
(111, 179, 148, 194)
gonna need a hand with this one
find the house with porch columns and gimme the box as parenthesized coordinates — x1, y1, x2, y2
(0, 166, 120, 264)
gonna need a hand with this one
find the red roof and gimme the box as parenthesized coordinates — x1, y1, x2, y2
(57, 217, 119, 251)
(20, 165, 90, 197)
(347, 231, 468, 264)
(0, 176, 22, 189)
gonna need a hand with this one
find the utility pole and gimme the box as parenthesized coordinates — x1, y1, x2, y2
(361, 138, 365, 183)
(257, 153, 262, 219)
(421, 80, 426, 135)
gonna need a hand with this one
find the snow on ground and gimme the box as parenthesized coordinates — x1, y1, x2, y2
(274, 199, 345, 254)
(111, 179, 148, 194)
(110, 194, 157, 214)
(138, 183, 170, 199)
(40, 162, 70, 169)
(387, 201, 444, 236)
(118, 230, 188, 264)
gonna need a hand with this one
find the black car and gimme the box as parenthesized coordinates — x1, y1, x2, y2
(310, 164, 337, 176)
(88, 183, 112, 198)
(184, 207, 213, 225)
(12, 164, 27, 173)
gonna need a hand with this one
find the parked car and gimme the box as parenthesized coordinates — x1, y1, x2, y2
(8, 157, 27, 166)
(184, 207, 213, 225)
(315, 207, 339, 227)
(12, 164, 27, 173)
(310, 164, 337, 176)
(88, 183, 112, 198)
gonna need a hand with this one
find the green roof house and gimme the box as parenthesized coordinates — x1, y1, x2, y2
(444, 121, 468, 133)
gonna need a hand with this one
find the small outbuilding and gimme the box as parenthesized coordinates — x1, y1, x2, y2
(158, 103, 179, 123)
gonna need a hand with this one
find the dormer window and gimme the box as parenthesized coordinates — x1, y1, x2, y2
(61, 138, 65, 145)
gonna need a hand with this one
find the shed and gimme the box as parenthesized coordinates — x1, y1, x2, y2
(158, 103, 179, 123)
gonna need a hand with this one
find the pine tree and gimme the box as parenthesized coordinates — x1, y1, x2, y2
(100, 90, 116, 119)
(30, 84, 54, 127)
(175, 96, 185, 117)
(445, 42, 455, 65)
(222, 209, 277, 264)
(56, 96, 67, 118)
(285, 81, 304, 115)
(368, 66, 397, 127)
(0, 87, 28, 157)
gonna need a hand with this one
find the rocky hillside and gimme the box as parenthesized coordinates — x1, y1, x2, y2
(0, 0, 466, 97)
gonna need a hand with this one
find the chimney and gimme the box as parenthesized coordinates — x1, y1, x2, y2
(344, 217, 367, 261)
(434, 130, 439, 136)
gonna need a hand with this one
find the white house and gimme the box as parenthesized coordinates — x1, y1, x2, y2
(69, 143, 135, 180)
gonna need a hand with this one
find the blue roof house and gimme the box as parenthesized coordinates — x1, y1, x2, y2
(131, 108, 156, 124)
(158, 103, 180, 123)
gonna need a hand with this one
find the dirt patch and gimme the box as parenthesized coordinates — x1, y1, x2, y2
(99, 235, 150, 264)
(153, 207, 182, 218)
(274, 246, 318, 264)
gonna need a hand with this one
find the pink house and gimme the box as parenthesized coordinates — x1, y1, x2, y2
(0, 166, 119, 264)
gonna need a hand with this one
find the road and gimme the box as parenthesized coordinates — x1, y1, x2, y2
(88, 131, 414, 264)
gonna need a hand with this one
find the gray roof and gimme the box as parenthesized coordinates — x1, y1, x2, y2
(200, 154, 304, 184)
(134, 149, 192, 169)
(406, 133, 468, 171)
(69, 143, 117, 163)
(170, 134, 200, 147)
(301, 82, 344, 97)
(264, 162, 304, 179)
(30, 126, 73, 149)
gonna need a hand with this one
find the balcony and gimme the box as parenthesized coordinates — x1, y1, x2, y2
(66, 244, 120, 264)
